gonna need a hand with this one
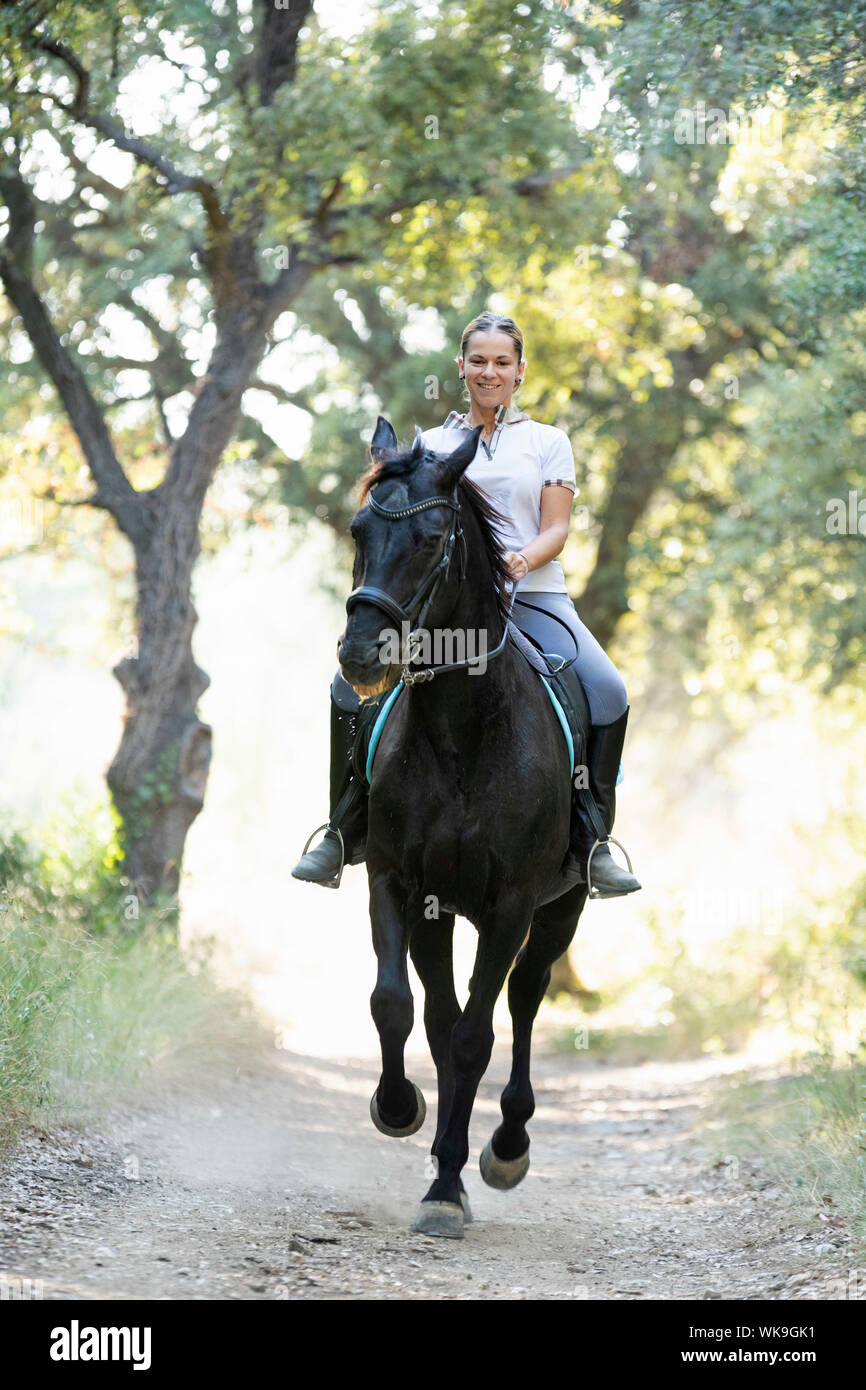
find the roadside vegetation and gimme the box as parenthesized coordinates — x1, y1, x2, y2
(0, 813, 265, 1157)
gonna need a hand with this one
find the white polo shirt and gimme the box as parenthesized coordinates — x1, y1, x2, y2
(421, 404, 577, 594)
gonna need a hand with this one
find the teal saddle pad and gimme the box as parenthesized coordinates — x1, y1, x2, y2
(356, 645, 622, 786)
(362, 675, 576, 783)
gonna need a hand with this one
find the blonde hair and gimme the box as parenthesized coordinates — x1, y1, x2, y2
(460, 311, 525, 366)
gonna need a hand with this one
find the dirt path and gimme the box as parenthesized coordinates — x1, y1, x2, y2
(0, 1039, 857, 1301)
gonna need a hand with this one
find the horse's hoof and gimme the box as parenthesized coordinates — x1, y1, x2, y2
(410, 1201, 465, 1239)
(369, 1082, 426, 1137)
(459, 1188, 473, 1224)
(479, 1138, 530, 1190)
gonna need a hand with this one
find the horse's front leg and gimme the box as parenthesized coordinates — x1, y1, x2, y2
(408, 910, 472, 1221)
(368, 869, 426, 1137)
(482, 883, 588, 1190)
(411, 904, 531, 1239)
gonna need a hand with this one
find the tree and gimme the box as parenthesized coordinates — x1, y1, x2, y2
(0, 0, 595, 900)
(4, 0, 863, 911)
(264, 1, 866, 679)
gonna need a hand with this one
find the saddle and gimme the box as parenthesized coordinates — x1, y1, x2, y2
(505, 620, 589, 774)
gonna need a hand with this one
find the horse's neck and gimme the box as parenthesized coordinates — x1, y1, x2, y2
(402, 533, 517, 739)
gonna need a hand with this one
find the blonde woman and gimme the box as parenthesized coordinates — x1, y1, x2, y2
(293, 311, 640, 898)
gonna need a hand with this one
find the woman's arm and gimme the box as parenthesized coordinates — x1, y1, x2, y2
(505, 484, 574, 580)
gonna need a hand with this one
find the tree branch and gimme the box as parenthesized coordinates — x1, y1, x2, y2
(0, 167, 149, 545)
(149, 388, 172, 447)
(38, 38, 218, 201)
(256, 0, 314, 106)
(165, 268, 314, 506)
(36, 34, 234, 297)
(36, 483, 112, 513)
(511, 164, 583, 196)
(248, 376, 317, 413)
(317, 162, 587, 242)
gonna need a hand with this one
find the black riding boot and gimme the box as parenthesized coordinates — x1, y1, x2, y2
(291, 691, 371, 888)
(562, 705, 641, 899)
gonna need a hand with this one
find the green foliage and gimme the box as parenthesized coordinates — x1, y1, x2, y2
(0, 0, 601, 447)
(0, 819, 263, 1154)
(712, 1050, 866, 1253)
(2, 0, 864, 726)
(549, 861, 866, 1064)
(120, 739, 180, 845)
(632, 329, 866, 707)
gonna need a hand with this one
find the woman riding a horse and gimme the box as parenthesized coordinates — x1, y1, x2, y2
(293, 310, 640, 900)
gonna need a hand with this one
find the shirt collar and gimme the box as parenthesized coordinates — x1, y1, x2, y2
(443, 402, 529, 430)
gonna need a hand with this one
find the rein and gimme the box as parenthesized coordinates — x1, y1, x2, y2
(345, 482, 509, 686)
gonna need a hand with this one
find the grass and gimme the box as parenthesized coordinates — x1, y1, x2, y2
(0, 823, 267, 1156)
(706, 1049, 866, 1257)
(546, 923, 771, 1065)
(546, 879, 866, 1066)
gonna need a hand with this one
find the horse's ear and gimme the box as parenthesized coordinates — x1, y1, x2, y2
(411, 424, 424, 455)
(371, 415, 398, 459)
(439, 425, 482, 488)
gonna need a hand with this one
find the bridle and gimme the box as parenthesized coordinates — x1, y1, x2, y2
(345, 481, 509, 685)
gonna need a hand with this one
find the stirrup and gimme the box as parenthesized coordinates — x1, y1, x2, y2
(586, 835, 634, 899)
(299, 822, 346, 889)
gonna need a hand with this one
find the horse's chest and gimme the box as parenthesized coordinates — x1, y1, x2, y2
(375, 716, 487, 803)
(373, 746, 481, 833)
(370, 725, 514, 878)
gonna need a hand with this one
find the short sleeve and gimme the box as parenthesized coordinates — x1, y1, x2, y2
(541, 427, 577, 495)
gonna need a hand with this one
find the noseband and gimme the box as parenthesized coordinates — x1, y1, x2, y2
(345, 482, 508, 684)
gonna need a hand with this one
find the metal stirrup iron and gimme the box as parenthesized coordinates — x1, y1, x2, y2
(586, 835, 635, 900)
(299, 823, 347, 890)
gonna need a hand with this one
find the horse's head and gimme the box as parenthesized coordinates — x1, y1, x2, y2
(338, 415, 484, 697)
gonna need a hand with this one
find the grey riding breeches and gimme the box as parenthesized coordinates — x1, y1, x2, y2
(510, 589, 628, 726)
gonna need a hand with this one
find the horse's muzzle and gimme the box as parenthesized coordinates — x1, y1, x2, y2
(338, 634, 394, 699)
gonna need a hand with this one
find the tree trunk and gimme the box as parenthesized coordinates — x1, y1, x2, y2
(575, 438, 669, 650)
(107, 504, 212, 904)
(105, 305, 282, 902)
(546, 952, 601, 1004)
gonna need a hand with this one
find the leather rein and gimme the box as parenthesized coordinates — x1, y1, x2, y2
(345, 484, 509, 685)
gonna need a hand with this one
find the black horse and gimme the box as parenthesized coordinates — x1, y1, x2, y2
(338, 417, 589, 1239)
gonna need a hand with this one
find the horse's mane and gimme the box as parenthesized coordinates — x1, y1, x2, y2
(357, 444, 514, 624)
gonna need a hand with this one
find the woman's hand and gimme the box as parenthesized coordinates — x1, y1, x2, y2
(504, 550, 530, 581)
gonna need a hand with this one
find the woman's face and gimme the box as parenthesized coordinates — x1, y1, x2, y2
(458, 329, 523, 411)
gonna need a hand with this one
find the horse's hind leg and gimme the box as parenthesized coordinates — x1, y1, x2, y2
(481, 884, 588, 1190)
(408, 912, 471, 1219)
(368, 870, 426, 1137)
